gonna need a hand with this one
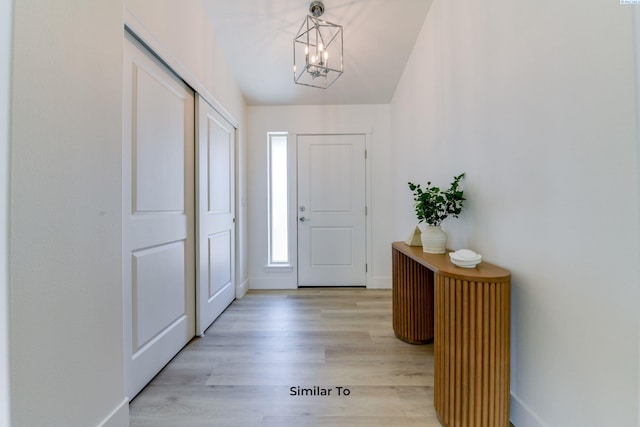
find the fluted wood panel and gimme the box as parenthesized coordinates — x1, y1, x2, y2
(434, 274, 510, 427)
(392, 249, 434, 344)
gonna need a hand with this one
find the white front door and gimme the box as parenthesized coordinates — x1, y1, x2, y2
(123, 34, 195, 398)
(297, 134, 367, 287)
(195, 96, 236, 336)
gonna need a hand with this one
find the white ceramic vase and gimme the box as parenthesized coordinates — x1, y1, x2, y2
(421, 225, 447, 254)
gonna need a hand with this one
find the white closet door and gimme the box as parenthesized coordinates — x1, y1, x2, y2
(195, 96, 235, 336)
(297, 134, 367, 286)
(123, 34, 195, 398)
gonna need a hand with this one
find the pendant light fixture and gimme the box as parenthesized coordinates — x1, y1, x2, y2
(293, 1, 343, 89)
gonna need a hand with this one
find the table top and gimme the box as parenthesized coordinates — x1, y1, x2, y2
(392, 242, 511, 282)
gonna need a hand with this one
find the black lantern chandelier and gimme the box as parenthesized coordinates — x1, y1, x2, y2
(293, 1, 344, 89)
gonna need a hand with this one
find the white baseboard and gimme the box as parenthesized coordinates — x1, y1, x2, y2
(249, 276, 391, 290)
(249, 277, 297, 290)
(510, 393, 548, 427)
(236, 279, 249, 299)
(367, 276, 391, 289)
(97, 398, 129, 427)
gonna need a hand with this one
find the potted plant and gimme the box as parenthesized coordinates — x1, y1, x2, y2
(408, 173, 465, 253)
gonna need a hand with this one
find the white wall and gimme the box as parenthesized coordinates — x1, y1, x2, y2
(1, 0, 12, 425)
(9, 1, 247, 426)
(247, 105, 393, 290)
(10, 1, 128, 426)
(391, 1, 640, 426)
(634, 8, 640, 426)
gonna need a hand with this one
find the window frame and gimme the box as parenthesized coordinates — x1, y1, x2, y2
(266, 132, 292, 268)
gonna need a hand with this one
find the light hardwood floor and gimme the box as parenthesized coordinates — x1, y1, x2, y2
(129, 288, 441, 426)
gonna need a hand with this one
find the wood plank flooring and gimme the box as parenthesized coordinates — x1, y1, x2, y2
(129, 288, 440, 426)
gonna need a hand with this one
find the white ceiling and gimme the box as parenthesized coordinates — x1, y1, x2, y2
(203, 0, 433, 106)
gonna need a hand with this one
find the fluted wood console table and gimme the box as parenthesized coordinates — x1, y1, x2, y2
(392, 242, 511, 427)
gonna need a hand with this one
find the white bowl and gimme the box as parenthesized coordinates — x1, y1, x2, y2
(450, 257, 481, 268)
(449, 249, 482, 268)
(450, 249, 481, 261)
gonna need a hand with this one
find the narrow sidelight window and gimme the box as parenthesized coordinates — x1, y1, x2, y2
(267, 132, 289, 265)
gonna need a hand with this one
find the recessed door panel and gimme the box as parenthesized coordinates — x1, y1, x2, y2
(209, 230, 232, 298)
(310, 227, 353, 266)
(132, 242, 186, 351)
(309, 145, 352, 213)
(208, 123, 232, 214)
(133, 65, 186, 213)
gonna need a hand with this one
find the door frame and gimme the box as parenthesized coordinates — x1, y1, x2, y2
(294, 133, 372, 288)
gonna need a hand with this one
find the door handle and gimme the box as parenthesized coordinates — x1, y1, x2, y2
(299, 217, 310, 222)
